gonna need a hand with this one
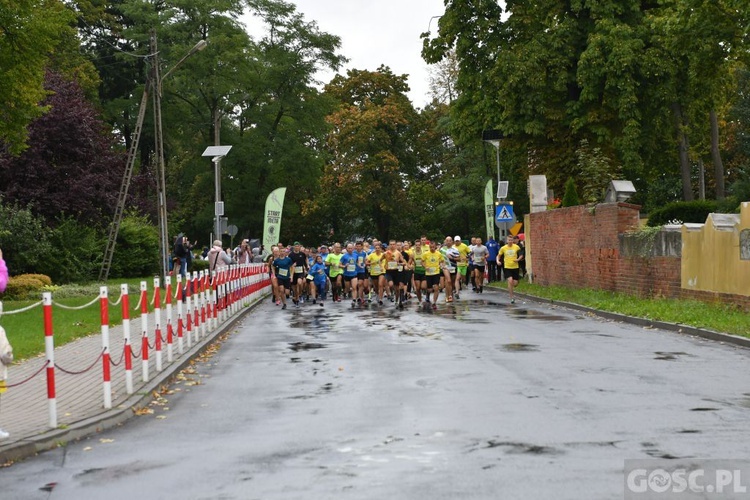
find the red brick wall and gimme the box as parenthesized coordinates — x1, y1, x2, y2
(528, 202, 750, 310)
(529, 203, 642, 291)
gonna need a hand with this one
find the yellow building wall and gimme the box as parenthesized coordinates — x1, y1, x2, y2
(681, 202, 750, 296)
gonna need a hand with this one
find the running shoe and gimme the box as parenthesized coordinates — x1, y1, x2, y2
(0, 429, 9, 440)
(511, 298, 515, 304)
(378, 300, 384, 306)
(320, 302, 324, 307)
(282, 303, 287, 309)
(432, 303, 437, 309)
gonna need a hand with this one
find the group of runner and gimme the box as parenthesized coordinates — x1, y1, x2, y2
(267, 235, 524, 310)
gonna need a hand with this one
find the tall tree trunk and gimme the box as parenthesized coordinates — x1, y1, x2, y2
(672, 103, 693, 201)
(710, 109, 725, 199)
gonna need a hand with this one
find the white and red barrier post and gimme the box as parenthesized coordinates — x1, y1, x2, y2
(192, 271, 200, 344)
(121, 284, 133, 394)
(165, 276, 174, 362)
(42, 292, 57, 428)
(100, 286, 112, 409)
(140, 281, 150, 382)
(176, 275, 185, 353)
(185, 275, 193, 349)
(153, 277, 163, 372)
(200, 270, 208, 337)
(211, 270, 218, 330)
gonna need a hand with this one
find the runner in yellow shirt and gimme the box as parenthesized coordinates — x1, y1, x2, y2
(498, 235, 523, 303)
(366, 243, 387, 306)
(422, 240, 444, 309)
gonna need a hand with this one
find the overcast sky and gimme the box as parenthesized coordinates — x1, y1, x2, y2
(242, 0, 447, 108)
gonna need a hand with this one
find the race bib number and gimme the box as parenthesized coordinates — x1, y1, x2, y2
(347, 263, 356, 272)
(278, 268, 289, 277)
(397, 265, 403, 272)
(387, 261, 398, 270)
(357, 257, 364, 265)
(426, 266, 438, 274)
(295, 266, 303, 274)
(372, 264, 382, 274)
(306, 274, 314, 281)
(415, 258, 422, 266)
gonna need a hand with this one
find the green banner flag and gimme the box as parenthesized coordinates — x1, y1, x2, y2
(263, 187, 286, 250)
(484, 179, 496, 242)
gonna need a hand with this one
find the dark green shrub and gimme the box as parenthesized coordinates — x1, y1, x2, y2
(42, 216, 103, 283)
(647, 200, 718, 226)
(0, 199, 54, 275)
(190, 258, 209, 274)
(109, 212, 160, 279)
(561, 177, 580, 207)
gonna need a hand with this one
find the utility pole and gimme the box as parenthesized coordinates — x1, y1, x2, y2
(151, 30, 170, 280)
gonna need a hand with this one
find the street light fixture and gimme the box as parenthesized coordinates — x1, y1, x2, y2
(482, 129, 506, 200)
(202, 145, 232, 242)
(153, 35, 208, 279)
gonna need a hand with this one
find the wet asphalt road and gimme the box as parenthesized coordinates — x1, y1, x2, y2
(2, 289, 750, 499)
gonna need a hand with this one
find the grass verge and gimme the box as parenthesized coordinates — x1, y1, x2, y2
(1, 277, 160, 361)
(492, 281, 750, 338)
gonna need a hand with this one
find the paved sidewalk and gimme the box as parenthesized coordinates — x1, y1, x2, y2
(0, 295, 267, 463)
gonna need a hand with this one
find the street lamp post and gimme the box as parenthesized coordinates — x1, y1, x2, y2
(152, 33, 208, 279)
(202, 145, 232, 242)
(482, 129, 509, 237)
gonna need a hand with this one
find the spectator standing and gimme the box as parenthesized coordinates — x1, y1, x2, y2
(0, 249, 12, 439)
(0, 248, 7, 293)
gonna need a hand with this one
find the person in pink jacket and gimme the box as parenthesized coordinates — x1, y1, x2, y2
(0, 247, 10, 439)
(0, 248, 8, 293)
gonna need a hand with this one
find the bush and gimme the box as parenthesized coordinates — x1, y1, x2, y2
(43, 216, 104, 283)
(20, 274, 52, 286)
(0, 199, 54, 275)
(561, 177, 580, 207)
(646, 200, 718, 226)
(190, 258, 209, 274)
(3, 275, 46, 300)
(109, 212, 160, 279)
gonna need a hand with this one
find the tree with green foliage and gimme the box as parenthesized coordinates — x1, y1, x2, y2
(0, 71, 126, 225)
(422, 0, 749, 205)
(305, 66, 419, 241)
(0, 0, 75, 154)
(561, 177, 580, 207)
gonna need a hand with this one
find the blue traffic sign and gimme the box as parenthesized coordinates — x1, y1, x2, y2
(496, 204, 515, 222)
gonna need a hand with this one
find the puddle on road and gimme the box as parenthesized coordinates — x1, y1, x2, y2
(485, 440, 561, 456)
(654, 351, 692, 361)
(288, 342, 327, 352)
(507, 309, 570, 321)
(499, 343, 539, 352)
(690, 407, 720, 412)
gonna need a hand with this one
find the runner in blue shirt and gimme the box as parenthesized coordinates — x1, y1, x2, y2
(308, 255, 327, 306)
(340, 243, 360, 305)
(272, 250, 293, 309)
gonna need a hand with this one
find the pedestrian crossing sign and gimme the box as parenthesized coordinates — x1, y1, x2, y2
(496, 204, 514, 223)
